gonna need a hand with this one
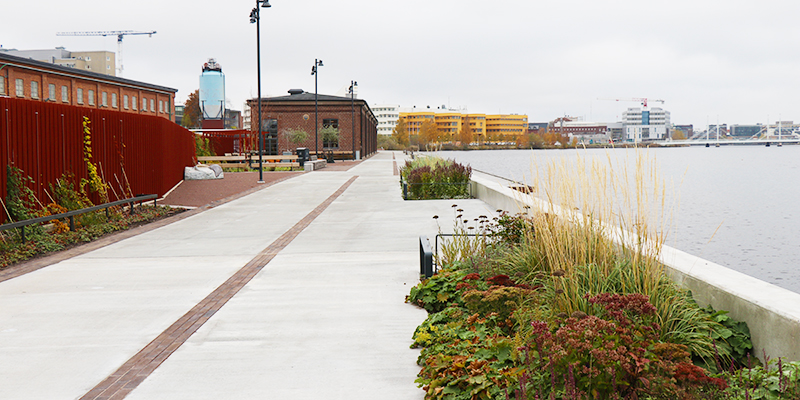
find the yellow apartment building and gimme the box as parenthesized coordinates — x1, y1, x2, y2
(434, 113, 462, 140)
(486, 114, 528, 141)
(402, 111, 435, 136)
(399, 111, 526, 144)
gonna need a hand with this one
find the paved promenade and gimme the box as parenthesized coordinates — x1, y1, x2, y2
(0, 151, 497, 399)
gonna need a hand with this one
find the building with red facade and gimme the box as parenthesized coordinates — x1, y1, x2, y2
(0, 52, 177, 122)
(247, 89, 378, 159)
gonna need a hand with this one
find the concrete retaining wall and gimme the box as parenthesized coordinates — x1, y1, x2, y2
(470, 173, 800, 361)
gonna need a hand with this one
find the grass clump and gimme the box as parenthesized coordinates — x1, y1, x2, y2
(400, 156, 472, 200)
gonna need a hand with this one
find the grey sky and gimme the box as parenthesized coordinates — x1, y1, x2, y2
(3, 0, 799, 129)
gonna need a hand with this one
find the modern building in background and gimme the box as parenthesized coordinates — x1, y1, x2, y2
(373, 104, 407, 135)
(398, 110, 527, 143)
(622, 107, 671, 142)
(0, 47, 116, 76)
(549, 117, 611, 144)
(0, 52, 176, 121)
(199, 58, 225, 129)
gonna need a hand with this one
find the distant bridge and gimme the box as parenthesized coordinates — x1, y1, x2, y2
(655, 138, 800, 146)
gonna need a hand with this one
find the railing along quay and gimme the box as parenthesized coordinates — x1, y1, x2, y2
(0, 194, 158, 243)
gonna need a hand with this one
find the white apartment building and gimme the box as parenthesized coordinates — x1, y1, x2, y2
(622, 107, 671, 142)
(373, 104, 403, 135)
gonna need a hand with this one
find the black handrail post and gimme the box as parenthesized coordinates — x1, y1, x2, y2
(21, 226, 25, 244)
(69, 215, 75, 231)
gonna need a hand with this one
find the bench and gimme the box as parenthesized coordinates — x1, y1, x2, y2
(197, 155, 249, 170)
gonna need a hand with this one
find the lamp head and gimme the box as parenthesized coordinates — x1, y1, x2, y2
(318, 60, 323, 67)
(261, 0, 271, 7)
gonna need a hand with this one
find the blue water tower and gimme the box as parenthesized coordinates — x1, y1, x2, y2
(199, 58, 225, 129)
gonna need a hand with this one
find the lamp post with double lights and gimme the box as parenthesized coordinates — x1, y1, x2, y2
(348, 81, 357, 159)
(249, 0, 271, 183)
(311, 59, 323, 157)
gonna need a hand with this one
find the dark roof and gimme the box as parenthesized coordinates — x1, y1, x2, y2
(262, 91, 361, 103)
(0, 52, 177, 94)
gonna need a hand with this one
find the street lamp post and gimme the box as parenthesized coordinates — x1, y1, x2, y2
(311, 59, 323, 157)
(349, 81, 357, 159)
(250, 0, 271, 183)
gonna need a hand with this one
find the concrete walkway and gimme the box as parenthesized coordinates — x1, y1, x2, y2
(0, 151, 497, 400)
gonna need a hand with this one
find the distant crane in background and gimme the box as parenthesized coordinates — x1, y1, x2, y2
(597, 97, 665, 108)
(56, 30, 156, 77)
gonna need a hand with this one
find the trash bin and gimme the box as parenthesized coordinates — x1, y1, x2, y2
(296, 147, 309, 167)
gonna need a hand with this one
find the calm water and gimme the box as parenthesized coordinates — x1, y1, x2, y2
(435, 146, 800, 294)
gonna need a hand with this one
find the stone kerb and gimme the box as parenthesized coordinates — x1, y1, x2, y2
(470, 173, 800, 362)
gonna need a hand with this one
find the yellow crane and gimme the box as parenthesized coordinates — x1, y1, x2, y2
(56, 30, 156, 77)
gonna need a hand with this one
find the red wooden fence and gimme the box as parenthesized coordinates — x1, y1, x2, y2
(1, 97, 195, 222)
(200, 129, 254, 156)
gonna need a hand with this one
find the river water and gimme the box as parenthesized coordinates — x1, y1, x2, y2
(434, 146, 800, 294)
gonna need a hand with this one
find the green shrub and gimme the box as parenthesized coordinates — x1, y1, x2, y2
(400, 157, 472, 200)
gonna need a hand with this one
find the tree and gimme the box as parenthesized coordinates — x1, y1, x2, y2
(458, 117, 472, 147)
(182, 89, 202, 129)
(392, 118, 409, 147)
(419, 119, 438, 148)
(283, 128, 309, 145)
(320, 125, 340, 148)
(672, 128, 687, 140)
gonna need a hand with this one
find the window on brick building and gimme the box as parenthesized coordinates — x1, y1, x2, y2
(150, 99, 155, 112)
(48, 84, 56, 101)
(123, 95, 129, 109)
(88, 90, 95, 105)
(101, 92, 108, 107)
(0, 76, 5, 95)
(61, 86, 68, 103)
(31, 81, 39, 99)
(77, 88, 84, 105)
(133, 96, 137, 110)
(111, 93, 117, 108)
(159, 100, 163, 113)
(142, 97, 147, 111)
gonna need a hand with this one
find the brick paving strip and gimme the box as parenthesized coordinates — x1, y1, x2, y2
(0, 174, 299, 284)
(393, 152, 399, 176)
(79, 175, 358, 400)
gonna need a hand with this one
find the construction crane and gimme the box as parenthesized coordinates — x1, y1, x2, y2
(597, 97, 665, 108)
(56, 30, 156, 77)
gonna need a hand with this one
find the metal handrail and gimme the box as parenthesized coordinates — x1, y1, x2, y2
(0, 194, 158, 243)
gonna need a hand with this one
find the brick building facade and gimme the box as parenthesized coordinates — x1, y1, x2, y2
(248, 89, 378, 159)
(0, 52, 177, 122)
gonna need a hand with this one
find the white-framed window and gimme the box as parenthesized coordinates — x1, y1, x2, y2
(101, 92, 108, 107)
(142, 97, 147, 111)
(15, 79, 24, 97)
(88, 89, 95, 105)
(31, 81, 39, 99)
(77, 88, 84, 105)
(0, 76, 5, 95)
(61, 85, 69, 103)
(123, 95, 129, 109)
(132, 96, 138, 110)
(150, 99, 155, 112)
(111, 93, 117, 108)
(48, 84, 56, 101)
(159, 100, 164, 113)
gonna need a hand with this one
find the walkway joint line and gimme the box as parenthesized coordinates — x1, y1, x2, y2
(79, 175, 359, 400)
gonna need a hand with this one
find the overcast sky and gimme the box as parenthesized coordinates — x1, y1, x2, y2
(3, 0, 799, 129)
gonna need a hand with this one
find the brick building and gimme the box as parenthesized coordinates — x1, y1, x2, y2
(248, 89, 378, 159)
(0, 52, 177, 122)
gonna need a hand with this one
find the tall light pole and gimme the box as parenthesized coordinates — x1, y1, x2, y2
(250, 0, 270, 183)
(311, 59, 323, 157)
(349, 80, 357, 159)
